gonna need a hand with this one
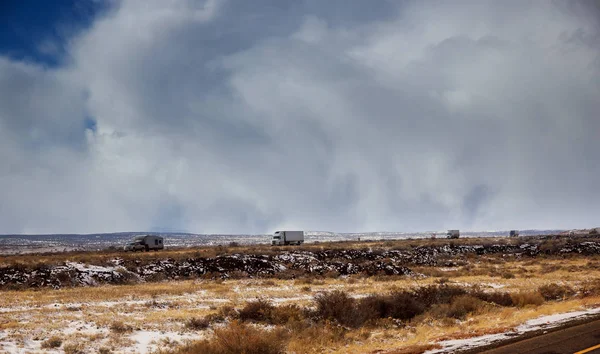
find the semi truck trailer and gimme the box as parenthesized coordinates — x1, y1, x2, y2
(271, 231, 304, 246)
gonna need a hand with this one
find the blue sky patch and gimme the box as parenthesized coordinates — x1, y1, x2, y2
(84, 116, 97, 133)
(0, 0, 109, 66)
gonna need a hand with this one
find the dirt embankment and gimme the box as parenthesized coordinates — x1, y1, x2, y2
(2, 238, 600, 290)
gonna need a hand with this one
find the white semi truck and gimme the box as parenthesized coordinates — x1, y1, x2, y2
(271, 231, 304, 246)
(446, 230, 460, 239)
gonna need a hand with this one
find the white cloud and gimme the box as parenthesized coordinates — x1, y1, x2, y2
(0, 0, 599, 234)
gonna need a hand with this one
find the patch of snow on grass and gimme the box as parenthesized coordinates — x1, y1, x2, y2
(130, 330, 200, 354)
(482, 282, 506, 289)
(439, 267, 459, 272)
(424, 307, 600, 354)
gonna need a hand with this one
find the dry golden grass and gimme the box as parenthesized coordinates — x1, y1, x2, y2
(4, 240, 600, 353)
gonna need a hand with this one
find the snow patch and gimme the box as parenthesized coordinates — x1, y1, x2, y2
(425, 307, 600, 353)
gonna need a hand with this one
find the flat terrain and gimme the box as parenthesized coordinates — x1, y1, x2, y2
(2, 235, 600, 353)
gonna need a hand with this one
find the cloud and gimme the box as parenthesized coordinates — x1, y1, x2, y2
(0, 0, 599, 233)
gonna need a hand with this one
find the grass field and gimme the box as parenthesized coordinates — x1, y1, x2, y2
(2, 236, 600, 353)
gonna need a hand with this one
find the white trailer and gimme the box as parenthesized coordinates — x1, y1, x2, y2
(271, 231, 304, 246)
(124, 235, 164, 252)
(446, 230, 460, 239)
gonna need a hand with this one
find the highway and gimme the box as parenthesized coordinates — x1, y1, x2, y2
(477, 319, 600, 354)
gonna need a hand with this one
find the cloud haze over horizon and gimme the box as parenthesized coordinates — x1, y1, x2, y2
(0, 0, 599, 234)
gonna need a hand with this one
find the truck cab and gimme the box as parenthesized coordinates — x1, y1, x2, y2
(123, 241, 145, 252)
(272, 231, 282, 245)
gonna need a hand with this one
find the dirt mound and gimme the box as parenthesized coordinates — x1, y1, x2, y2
(0, 262, 136, 289)
(2, 240, 600, 289)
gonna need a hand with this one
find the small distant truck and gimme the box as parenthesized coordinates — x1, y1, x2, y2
(509, 230, 519, 237)
(124, 235, 164, 252)
(271, 231, 304, 246)
(446, 230, 460, 239)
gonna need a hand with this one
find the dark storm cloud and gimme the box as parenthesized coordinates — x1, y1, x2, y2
(0, 0, 598, 233)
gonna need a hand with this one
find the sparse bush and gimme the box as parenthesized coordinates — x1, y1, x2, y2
(260, 280, 276, 286)
(541, 264, 562, 273)
(98, 347, 112, 354)
(216, 305, 237, 320)
(271, 304, 305, 325)
(286, 322, 348, 352)
(501, 272, 515, 279)
(580, 279, 600, 297)
(63, 342, 86, 354)
(413, 285, 467, 307)
(238, 298, 275, 323)
(445, 295, 485, 319)
(385, 291, 427, 320)
(590, 229, 598, 235)
(110, 321, 133, 333)
(510, 291, 544, 307)
(472, 291, 514, 307)
(173, 321, 288, 354)
(538, 283, 575, 301)
(296, 277, 314, 285)
(41, 336, 62, 349)
(436, 277, 450, 284)
(314, 290, 357, 327)
(185, 317, 210, 330)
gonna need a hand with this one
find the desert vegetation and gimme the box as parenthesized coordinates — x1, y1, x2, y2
(2, 235, 600, 353)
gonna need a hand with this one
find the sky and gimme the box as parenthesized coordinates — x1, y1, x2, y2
(0, 0, 599, 234)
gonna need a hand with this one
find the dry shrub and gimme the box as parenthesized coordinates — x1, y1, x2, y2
(441, 295, 485, 319)
(260, 280, 277, 286)
(41, 336, 62, 349)
(238, 298, 275, 323)
(296, 277, 314, 285)
(174, 321, 288, 354)
(286, 322, 347, 353)
(314, 290, 358, 327)
(580, 279, 600, 297)
(63, 342, 86, 354)
(501, 272, 516, 279)
(538, 283, 575, 301)
(472, 291, 514, 307)
(413, 285, 468, 307)
(510, 291, 544, 307)
(271, 304, 305, 325)
(109, 321, 133, 333)
(541, 264, 562, 273)
(313, 285, 490, 328)
(206, 305, 237, 322)
(185, 317, 210, 330)
(359, 291, 425, 322)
